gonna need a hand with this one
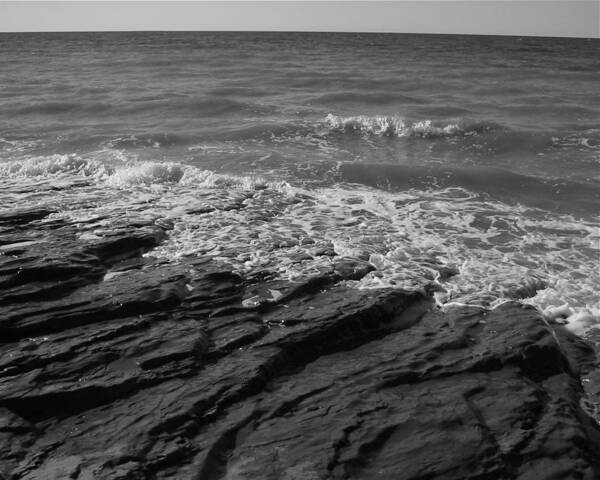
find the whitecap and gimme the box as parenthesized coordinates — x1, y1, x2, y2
(324, 113, 476, 138)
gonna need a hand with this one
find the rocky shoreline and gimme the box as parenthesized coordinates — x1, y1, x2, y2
(1, 203, 600, 479)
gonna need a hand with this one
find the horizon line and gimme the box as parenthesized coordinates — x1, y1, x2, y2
(0, 29, 597, 40)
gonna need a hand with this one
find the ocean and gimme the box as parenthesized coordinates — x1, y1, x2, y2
(1, 31, 599, 335)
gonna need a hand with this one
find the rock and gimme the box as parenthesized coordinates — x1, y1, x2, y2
(0, 207, 56, 226)
(501, 276, 548, 300)
(0, 209, 598, 479)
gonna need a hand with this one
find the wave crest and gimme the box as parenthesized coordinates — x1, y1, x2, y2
(0, 153, 294, 195)
(105, 162, 185, 187)
(103, 161, 291, 192)
(325, 113, 493, 138)
(0, 154, 109, 178)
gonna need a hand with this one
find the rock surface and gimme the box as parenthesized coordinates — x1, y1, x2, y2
(0, 207, 599, 479)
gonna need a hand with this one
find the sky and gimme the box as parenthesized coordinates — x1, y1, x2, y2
(0, 1, 598, 38)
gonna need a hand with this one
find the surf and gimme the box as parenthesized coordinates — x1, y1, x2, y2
(1, 155, 598, 336)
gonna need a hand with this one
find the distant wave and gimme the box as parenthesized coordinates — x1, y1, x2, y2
(6, 97, 273, 118)
(324, 114, 497, 138)
(9, 101, 113, 115)
(208, 86, 273, 97)
(104, 133, 194, 149)
(181, 97, 275, 116)
(314, 92, 427, 105)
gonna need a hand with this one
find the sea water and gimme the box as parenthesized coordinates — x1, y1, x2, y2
(1, 32, 599, 335)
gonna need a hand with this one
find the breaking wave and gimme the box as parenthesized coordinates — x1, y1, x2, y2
(324, 113, 496, 138)
(0, 154, 109, 178)
(0, 154, 292, 193)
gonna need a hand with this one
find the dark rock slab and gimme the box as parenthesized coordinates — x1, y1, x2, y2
(0, 207, 56, 226)
(0, 208, 598, 479)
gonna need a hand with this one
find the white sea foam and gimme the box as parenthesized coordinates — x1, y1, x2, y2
(553, 129, 600, 151)
(0, 154, 110, 178)
(325, 114, 467, 138)
(105, 162, 185, 187)
(2, 156, 599, 336)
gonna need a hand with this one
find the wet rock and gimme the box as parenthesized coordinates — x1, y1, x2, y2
(502, 276, 548, 300)
(0, 209, 598, 479)
(436, 264, 460, 280)
(0, 207, 56, 226)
